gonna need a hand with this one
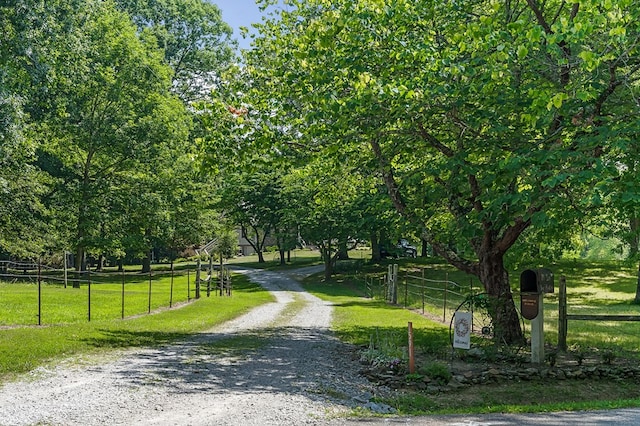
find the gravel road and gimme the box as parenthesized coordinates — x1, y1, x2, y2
(2, 266, 639, 426)
(0, 266, 388, 426)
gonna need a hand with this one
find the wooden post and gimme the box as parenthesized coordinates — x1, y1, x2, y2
(444, 272, 448, 323)
(195, 258, 201, 299)
(558, 276, 568, 351)
(147, 268, 152, 314)
(121, 268, 125, 319)
(169, 261, 174, 308)
(63, 252, 68, 289)
(404, 271, 408, 308)
(37, 260, 42, 326)
(391, 264, 399, 304)
(421, 267, 425, 315)
(219, 255, 223, 296)
(207, 255, 213, 297)
(408, 322, 415, 374)
(88, 266, 91, 322)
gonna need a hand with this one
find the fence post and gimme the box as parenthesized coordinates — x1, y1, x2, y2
(207, 255, 213, 297)
(87, 267, 91, 322)
(147, 268, 152, 314)
(38, 259, 42, 326)
(421, 267, 425, 315)
(195, 258, 201, 299)
(404, 270, 408, 308)
(408, 322, 415, 374)
(63, 252, 68, 289)
(558, 275, 568, 352)
(170, 261, 174, 308)
(121, 268, 125, 319)
(187, 269, 191, 301)
(443, 272, 448, 323)
(392, 264, 398, 304)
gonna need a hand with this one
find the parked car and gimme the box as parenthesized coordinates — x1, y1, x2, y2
(380, 239, 418, 258)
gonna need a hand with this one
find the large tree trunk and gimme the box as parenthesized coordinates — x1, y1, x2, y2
(370, 233, 382, 262)
(279, 249, 286, 265)
(141, 251, 151, 273)
(478, 253, 524, 345)
(323, 252, 333, 281)
(73, 246, 84, 288)
(421, 238, 429, 257)
(96, 254, 104, 272)
(319, 243, 333, 281)
(337, 241, 349, 260)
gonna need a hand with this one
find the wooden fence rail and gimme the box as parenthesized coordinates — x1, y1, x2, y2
(558, 275, 640, 351)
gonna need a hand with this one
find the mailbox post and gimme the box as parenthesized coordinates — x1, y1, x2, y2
(520, 268, 554, 364)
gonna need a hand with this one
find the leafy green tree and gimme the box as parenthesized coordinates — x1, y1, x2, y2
(115, 0, 236, 102)
(0, 0, 87, 258)
(217, 168, 284, 263)
(286, 156, 369, 280)
(32, 1, 190, 270)
(244, 0, 640, 343)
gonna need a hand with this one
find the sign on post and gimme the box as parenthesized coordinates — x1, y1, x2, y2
(453, 311, 472, 350)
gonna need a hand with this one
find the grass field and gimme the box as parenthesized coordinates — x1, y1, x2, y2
(3, 250, 640, 414)
(346, 256, 640, 353)
(303, 256, 640, 414)
(0, 270, 199, 325)
(0, 273, 273, 381)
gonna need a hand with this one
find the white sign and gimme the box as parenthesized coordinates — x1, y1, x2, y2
(453, 312, 472, 350)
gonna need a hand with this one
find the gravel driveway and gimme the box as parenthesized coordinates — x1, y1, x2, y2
(0, 266, 388, 426)
(3, 266, 639, 426)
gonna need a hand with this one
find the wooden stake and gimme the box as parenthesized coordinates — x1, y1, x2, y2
(408, 322, 415, 374)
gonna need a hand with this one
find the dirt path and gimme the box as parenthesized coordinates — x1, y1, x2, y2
(0, 266, 383, 426)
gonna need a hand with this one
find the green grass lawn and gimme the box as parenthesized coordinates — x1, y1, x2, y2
(226, 247, 325, 270)
(3, 251, 640, 414)
(0, 273, 273, 382)
(302, 257, 640, 415)
(0, 271, 198, 325)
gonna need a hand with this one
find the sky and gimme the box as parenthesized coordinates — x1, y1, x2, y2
(212, 0, 285, 51)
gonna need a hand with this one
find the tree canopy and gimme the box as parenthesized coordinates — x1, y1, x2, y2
(238, 0, 640, 343)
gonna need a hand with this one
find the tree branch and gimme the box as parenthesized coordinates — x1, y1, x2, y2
(416, 123, 455, 157)
(369, 137, 406, 214)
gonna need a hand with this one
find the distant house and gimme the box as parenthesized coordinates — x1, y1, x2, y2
(237, 232, 256, 256)
(236, 229, 277, 256)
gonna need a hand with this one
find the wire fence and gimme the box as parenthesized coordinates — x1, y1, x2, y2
(363, 265, 478, 326)
(0, 260, 231, 326)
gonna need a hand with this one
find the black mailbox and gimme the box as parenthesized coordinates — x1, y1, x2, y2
(520, 268, 554, 320)
(520, 268, 554, 294)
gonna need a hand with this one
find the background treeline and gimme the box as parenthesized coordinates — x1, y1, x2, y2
(2, 1, 640, 341)
(0, 0, 235, 270)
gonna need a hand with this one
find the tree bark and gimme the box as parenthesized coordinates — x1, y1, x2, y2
(370, 233, 381, 262)
(141, 251, 151, 273)
(478, 252, 524, 345)
(323, 251, 333, 281)
(279, 249, 286, 265)
(421, 238, 429, 257)
(337, 241, 349, 260)
(96, 254, 104, 272)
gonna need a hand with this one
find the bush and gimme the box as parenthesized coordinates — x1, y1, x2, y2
(418, 362, 451, 385)
(418, 362, 452, 385)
